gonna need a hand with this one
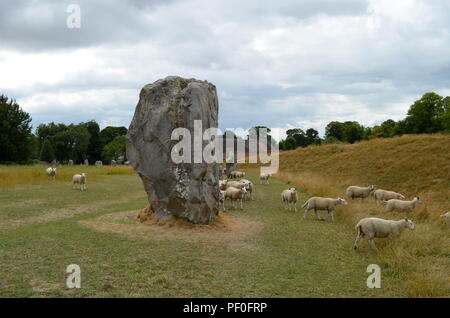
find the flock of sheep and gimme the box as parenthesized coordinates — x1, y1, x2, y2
(45, 167, 87, 191)
(219, 170, 449, 250)
(45, 164, 448, 250)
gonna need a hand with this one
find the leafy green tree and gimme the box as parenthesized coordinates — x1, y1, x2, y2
(82, 120, 103, 162)
(305, 128, 321, 145)
(283, 136, 297, 150)
(100, 126, 128, 145)
(53, 124, 91, 162)
(0, 95, 33, 163)
(40, 139, 55, 162)
(371, 119, 397, 138)
(323, 136, 342, 144)
(325, 121, 345, 141)
(405, 92, 445, 134)
(102, 136, 127, 162)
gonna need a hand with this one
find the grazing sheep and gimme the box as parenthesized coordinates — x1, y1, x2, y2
(219, 190, 226, 211)
(72, 173, 87, 191)
(234, 171, 245, 178)
(346, 185, 376, 200)
(440, 212, 450, 225)
(302, 197, 348, 222)
(385, 197, 421, 213)
(240, 179, 254, 201)
(219, 179, 228, 191)
(46, 167, 57, 181)
(260, 173, 271, 185)
(224, 187, 247, 210)
(354, 217, 415, 250)
(374, 189, 405, 204)
(226, 180, 247, 190)
(281, 188, 298, 211)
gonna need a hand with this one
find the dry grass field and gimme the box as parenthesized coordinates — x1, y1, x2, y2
(243, 134, 449, 297)
(0, 134, 448, 297)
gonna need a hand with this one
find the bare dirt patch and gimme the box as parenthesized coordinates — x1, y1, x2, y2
(0, 193, 146, 229)
(79, 208, 263, 250)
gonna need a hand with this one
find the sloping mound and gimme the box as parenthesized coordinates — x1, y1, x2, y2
(280, 134, 450, 199)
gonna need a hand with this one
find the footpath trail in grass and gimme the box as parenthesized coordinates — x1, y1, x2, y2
(0, 172, 408, 297)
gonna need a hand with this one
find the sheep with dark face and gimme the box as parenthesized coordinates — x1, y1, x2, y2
(281, 188, 298, 211)
(302, 197, 348, 222)
(346, 185, 376, 200)
(354, 217, 415, 250)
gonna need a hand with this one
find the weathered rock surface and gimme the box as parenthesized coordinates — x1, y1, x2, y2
(127, 76, 220, 224)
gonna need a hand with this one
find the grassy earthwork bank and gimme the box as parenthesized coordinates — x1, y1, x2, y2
(0, 134, 448, 297)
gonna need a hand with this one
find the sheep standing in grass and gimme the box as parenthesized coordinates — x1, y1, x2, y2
(72, 173, 87, 191)
(240, 179, 254, 201)
(224, 187, 247, 210)
(260, 173, 271, 185)
(440, 212, 450, 225)
(385, 197, 421, 213)
(219, 179, 228, 191)
(354, 217, 415, 250)
(234, 171, 245, 178)
(302, 197, 348, 222)
(219, 190, 226, 211)
(281, 188, 298, 211)
(346, 185, 376, 200)
(46, 167, 57, 181)
(226, 180, 247, 190)
(374, 189, 405, 204)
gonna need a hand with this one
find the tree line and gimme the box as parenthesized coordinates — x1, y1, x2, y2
(0, 94, 127, 164)
(1, 91, 449, 163)
(279, 92, 450, 150)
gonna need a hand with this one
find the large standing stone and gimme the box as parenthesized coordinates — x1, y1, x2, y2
(127, 76, 220, 225)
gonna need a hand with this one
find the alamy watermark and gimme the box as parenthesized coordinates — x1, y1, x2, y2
(170, 122, 279, 175)
(366, 264, 381, 288)
(66, 264, 81, 288)
(66, 4, 81, 29)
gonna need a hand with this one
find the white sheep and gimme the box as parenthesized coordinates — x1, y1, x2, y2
(346, 185, 376, 200)
(239, 179, 254, 200)
(385, 197, 422, 213)
(374, 189, 405, 204)
(226, 180, 247, 190)
(440, 212, 450, 225)
(224, 187, 247, 210)
(354, 217, 415, 250)
(302, 197, 348, 222)
(281, 188, 298, 211)
(260, 173, 271, 185)
(219, 190, 226, 211)
(46, 167, 57, 181)
(234, 171, 245, 178)
(219, 179, 228, 191)
(72, 173, 87, 191)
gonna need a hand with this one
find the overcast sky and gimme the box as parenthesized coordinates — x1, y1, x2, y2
(1, 0, 450, 140)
